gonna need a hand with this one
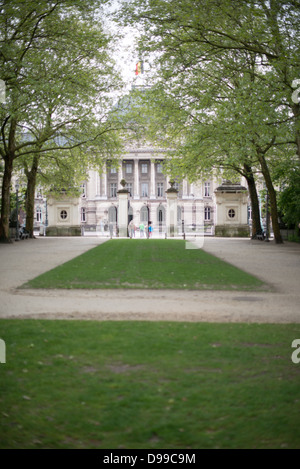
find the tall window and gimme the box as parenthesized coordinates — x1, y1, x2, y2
(204, 207, 211, 221)
(156, 162, 163, 173)
(81, 207, 86, 222)
(126, 163, 132, 174)
(110, 166, 117, 174)
(141, 163, 148, 174)
(36, 208, 42, 222)
(204, 182, 210, 197)
(140, 206, 149, 223)
(110, 183, 117, 198)
(157, 183, 164, 197)
(141, 183, 148, 197)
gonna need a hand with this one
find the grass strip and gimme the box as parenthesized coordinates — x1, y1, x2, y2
(22, 239, 264, 291)
(0, 319, 299, 449)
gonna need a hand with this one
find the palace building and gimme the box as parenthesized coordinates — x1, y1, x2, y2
(31, 79, 251, 238)
(37, 144, 250, 238)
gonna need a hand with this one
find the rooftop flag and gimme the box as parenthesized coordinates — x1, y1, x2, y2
(135, 61, 144, 75)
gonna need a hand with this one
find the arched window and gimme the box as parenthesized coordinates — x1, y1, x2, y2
(157, 205, 165, 223)
(140, 206, 149, 223)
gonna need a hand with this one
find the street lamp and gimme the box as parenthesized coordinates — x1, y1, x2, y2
(15, 180, 20, 241)
(181, 205, 185, 239)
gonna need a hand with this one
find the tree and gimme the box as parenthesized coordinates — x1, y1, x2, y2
(0, 0, 122, 242)
(17, 110, 123, 237)
(116, 0, 300, 243)
(121, 52, 292, 242)
(278, 167, 300, 232)
(119, 0, 300, 156)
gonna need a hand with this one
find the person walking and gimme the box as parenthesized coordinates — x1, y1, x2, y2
(128, 220, 135, 238)
(139, 222, 145, 238)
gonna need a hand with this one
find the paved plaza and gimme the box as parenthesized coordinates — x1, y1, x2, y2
(0, 236, 299, 323)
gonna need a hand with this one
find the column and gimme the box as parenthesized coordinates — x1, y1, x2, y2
(96, 172, 100, 197)
(117, 189, 129, 237)
(134, 158, 139, 199)
(166, 185, 178, 237)
(150, 161, 156, 199)
(183, 179, 189, 198)
(100, 170, 107, 199)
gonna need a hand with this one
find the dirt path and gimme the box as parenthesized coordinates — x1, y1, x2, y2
(0, 236, 299, 323)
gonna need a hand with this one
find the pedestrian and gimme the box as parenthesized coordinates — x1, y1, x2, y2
(148, 222, 153, 238)
(128, 220, 135, 238)
(139, 222, 145, 237)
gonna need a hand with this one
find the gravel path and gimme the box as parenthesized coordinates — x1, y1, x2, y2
(0, 236, 299, 323)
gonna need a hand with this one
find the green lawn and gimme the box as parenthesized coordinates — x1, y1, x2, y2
(0, 320, 300, 449)
(22, 239, 265, 291)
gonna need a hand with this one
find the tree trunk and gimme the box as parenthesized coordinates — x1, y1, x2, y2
(257, 151, 283, 244)
(0, 118, 17, 243)
(25, 155, 40, 238)
(243, 163, 263, 238)
(0, 157, 13, 243)
(291, 103, 300, 162)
